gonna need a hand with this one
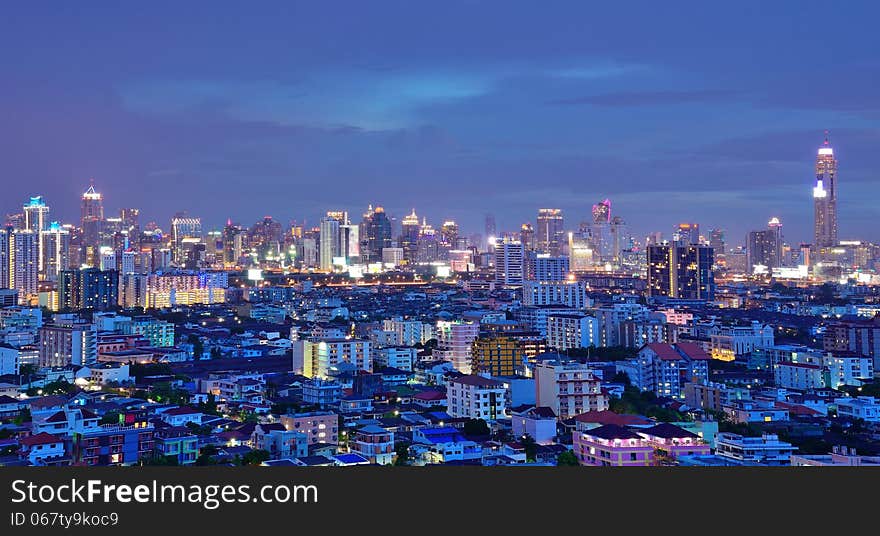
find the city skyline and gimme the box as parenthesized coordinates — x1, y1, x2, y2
(1, 2, 879, 244)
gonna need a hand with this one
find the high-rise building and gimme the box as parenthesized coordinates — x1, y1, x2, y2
(170, 216, 202, 265)
(525, 251, 570, 281)
(81, 181, 104, 267)
(1, 228, 38, 303)
(520, 223, 536, 252)
(319, 215, 341, 271)
(674, 223, 700, 246)
(709, 228, 725, 256)
(359, 205, 393, 263)
(222, 220, 243, 266)
(484, 214, 497, 251)
(537, 208, 564, 256)
(40, 222, 70, 281)
(400, 209, 420, 263)
(813, 131, 838, 248)
(647, 243, 714, 300)
(494, 238, 524, 286)
(23, 196, 50, 274)
(59, 268, 119, 311)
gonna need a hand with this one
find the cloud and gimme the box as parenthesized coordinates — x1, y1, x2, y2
(549, 89, 739, 107)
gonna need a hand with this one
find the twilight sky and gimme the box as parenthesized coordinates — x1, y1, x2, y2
(1, 1, 879, 247)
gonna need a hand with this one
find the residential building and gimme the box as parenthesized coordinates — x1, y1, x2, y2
(350, 425, 394, 465)
(573, 424, 655, 466)
(280, 411, 339, 445)
(715, 432, 795, 465)
(447, 375, 507, 421)
(534, 360, 608, 420)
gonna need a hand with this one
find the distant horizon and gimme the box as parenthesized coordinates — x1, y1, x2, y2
(2, 2, 878, 246)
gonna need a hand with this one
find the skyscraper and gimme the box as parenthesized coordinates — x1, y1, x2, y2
(813, 131, 838, 248)
(494, 238, 524, 286)
(319, 215, 341, 271)
(359, 205, 392, 263)
(23, 196, 49, 274)
(520, 223, 536, 252)
(59, 268, 119, 311)
(484, 214, 497, 251)
(674, 223, 700, 246)
(170, 215, 203, 265)
(1, 228, 38, 303)
(747, 219, 782, 274)
(41, 222, 71, 281)
(536, 208, 564, 256)
(647, 243, 714, 301)
(81, 181, 104, 267)
(400, 209, 420, 263)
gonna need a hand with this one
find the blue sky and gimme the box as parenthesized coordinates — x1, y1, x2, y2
(1, 1, 878, 246)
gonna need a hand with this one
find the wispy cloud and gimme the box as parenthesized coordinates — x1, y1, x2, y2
(549, 89, 739, 107)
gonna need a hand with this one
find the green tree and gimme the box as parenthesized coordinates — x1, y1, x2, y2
(462, 418, 490, 436)
(394, 442, 410, 466)
(520, 434, 538, 463)
(240, 449, 271, 466)
(189, 334, 204, 359)
(100, 412, 121, 425)
(556, 450, 580, 466)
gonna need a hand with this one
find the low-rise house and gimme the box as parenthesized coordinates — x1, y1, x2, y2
(350, 424, 394, 465)
(411, 426, 481, 464)
(280, 411, 339, 445)
(511, 406, 557, 445)
(19, 432, 68, 466)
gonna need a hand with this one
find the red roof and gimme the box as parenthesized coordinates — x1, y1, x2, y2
(675, 342, 711, 361)
(573, 410, 652, 427)
(642, 343, 682, 361)
(20, 432, 62, 447)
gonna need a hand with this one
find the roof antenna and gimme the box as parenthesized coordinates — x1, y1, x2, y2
(824, 130, 830, 146)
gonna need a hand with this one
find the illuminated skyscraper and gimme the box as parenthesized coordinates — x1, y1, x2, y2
(23, 196, 50, 274)
(813, 131, 838, 247)
(494, 238, 524, 286)
(359, 205, 392, 263)
(0, 228, 38, 303)
(520, 223, 536, 252)
(170, 216, 202, 266)
(81, 181, 104, 267)
(592, 199, 611, 224)
(747, 218, 782, 275)
(647, 243, 714, 301)
(674, 223, 700, 246)
(400, 209, 420, 263)
(319, 215, 341, 271)
(41, 222, 71, 281)
(484, 214, 497, 251)
(536, 208, 564, 256)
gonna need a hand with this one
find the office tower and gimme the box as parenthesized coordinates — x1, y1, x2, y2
(170, 215, 202, 265)
(40, 222, 70, 281)
(99, 246, 116, 271)
(222, 220, 243, 266)
(59, 268, 119, 311)
(439, 221, 458, 259)
(22, 196, 50, 274)
(709, 228, 726, 256)
(813, 131, 838, 247)
(747, 218, 783, 274)
(120, 249, 137, 275)
(520, 223, 536, 252)
(1, 228, 38, 303)
(674, 223, 700, 246)
(494, 238, 524, 285)
(81, 181, 104, 267)
(340, 220, 360, 265)
(647, 243, 714, 300)
(568, 232, 594, 272)
(592, 199, 611, 224)
(120, 208, 140, 248)
(484, 214, 497, 250)
(537, 208, 564, 256)
(400, 209, 420, 263)
(415, 219, 440, 263)
(319, 215, 341, 271)
(525, 251, 570, 281)
(249, 216, 283, 261)
(359, 205, 393, 263)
